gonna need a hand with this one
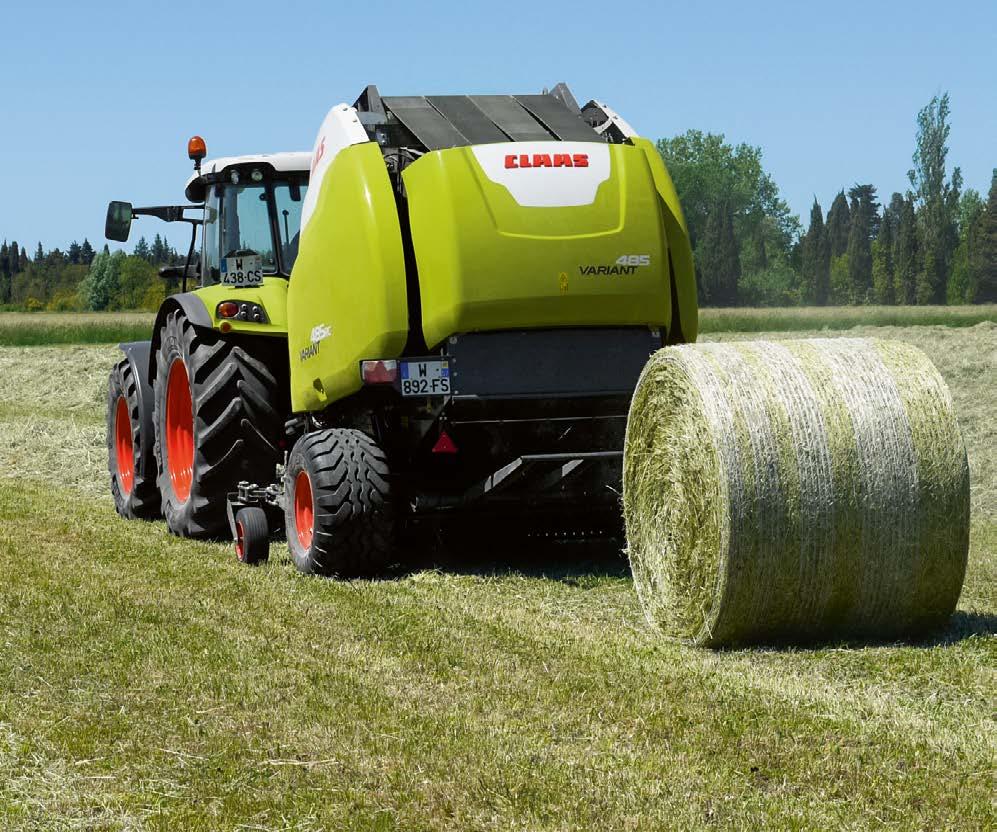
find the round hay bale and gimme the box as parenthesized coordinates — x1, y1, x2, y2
(623, 338, 970, 648)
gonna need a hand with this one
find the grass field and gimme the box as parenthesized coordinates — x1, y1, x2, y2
(0, 317, 994, 829)
(2, 304, 995, 346)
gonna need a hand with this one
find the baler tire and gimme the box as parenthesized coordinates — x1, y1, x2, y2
(235, 507, 270, 565)
(153, 308, 285, 538)
(284, 429, 396, 577)
(107, 359, 160, 519)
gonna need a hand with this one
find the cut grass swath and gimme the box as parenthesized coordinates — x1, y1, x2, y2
(624, 338, 971, 647)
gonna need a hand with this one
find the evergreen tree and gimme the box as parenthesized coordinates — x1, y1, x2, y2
(9, 241, 20, 274)
(909, 93, 962, 304)
(35, 241, 44, 262)
(698, 200, 741, 306)
(872, 208, 896, 304)
(80, 239, 95, 265)
(133, 236, 151, 261)
(948, 189, 984, 304)
(826, 191, 851, 258)
(894, 195, 919, 304)
(846, 184, 879, 303)
(20, 246, 27, 266)
(800, 199, 830, 304)
(67, 241, 82, 265)
(0, 242, 9, 304)
(972, 170, 997, 303)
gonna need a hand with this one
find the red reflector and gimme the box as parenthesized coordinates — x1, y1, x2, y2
(432, 431, 458, 454)
(361, 359, 398, 385)
(218, 302, 239, 318)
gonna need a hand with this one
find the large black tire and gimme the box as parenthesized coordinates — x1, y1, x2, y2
(284, 429, 396, 577)
(107, 359, 160, 519)
(153, 309, 285, 538)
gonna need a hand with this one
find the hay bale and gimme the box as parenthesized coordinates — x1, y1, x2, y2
(623, 338, 970, 647)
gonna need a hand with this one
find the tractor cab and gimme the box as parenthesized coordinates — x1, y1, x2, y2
(185, 151, 311, 285)
(105, 138, 310, 290)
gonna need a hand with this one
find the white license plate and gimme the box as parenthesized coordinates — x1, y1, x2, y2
(221, 254, 264, 287)
(400, 360, 451, 397)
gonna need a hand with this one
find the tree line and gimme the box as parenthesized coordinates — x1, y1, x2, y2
(657, 92, 996, 306)
(3, 91, 994, 312)
(0, 234, 180, 312)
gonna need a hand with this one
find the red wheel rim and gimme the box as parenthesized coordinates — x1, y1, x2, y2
(165, 358, 194, 503)
(236, 521, 246, 561)
(114, 395, 135, 496)
(294, 471, 314, 550)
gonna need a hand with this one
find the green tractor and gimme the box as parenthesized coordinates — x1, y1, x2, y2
(105, 83, 697, 574)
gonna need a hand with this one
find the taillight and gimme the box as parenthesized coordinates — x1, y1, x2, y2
(361, 360, 398, 385)
(217, 301, 239, 318)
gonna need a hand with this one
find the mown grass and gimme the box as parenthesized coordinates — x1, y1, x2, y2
(0, 323, 993, 829)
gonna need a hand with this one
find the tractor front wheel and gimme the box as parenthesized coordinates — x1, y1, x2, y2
(153, 309, 285, 538)
(106, 359, 160, 519)
(284, 429, 396, 577)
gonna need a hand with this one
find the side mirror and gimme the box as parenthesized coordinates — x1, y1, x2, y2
(158, 263, 200, 281)
(105, 201, 133, 242)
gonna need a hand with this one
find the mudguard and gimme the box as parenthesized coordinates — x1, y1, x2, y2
(116, 340, 157, 483)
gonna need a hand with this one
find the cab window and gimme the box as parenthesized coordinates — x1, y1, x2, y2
(221, 184, 277, 272)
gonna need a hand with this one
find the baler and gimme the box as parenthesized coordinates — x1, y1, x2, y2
(103, 83, 697, 574)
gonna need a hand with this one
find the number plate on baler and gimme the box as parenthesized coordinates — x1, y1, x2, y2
(400, 360, 451, 397)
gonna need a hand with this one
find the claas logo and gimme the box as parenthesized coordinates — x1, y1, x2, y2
(504, 153, 589, 169)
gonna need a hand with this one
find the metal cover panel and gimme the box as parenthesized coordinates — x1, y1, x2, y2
(447, 328, 661, 398)
(426, 96, 509, 145)
(515, 94, 604, 142)
(382, 96, 468, 149)
(468, 95, 553, 141)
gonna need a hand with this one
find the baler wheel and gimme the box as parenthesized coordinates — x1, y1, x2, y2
(153, 308, 285, 538)
(284, 429, 396, 577)
(106, 359, 160, 519)
(234, 507, 270, 565)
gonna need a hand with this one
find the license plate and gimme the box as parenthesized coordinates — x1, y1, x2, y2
(221, 254, 264, 287)
(400, 360, 451, 397)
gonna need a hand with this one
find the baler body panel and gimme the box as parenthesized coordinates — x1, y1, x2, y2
(286, 142, 408, 412)
(404, 141, 675, 349)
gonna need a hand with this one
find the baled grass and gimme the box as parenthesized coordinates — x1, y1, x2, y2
(699, 303, 997, 333)
(624, 338, 969, 646)
(0, 312, 154, 346)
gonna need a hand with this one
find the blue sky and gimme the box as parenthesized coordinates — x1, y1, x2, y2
(1, 0, 994, 253)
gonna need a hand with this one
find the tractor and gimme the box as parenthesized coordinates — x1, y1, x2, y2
(104, 83, 697, 574)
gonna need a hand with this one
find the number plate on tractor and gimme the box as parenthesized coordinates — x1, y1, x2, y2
(400, 360, 451, 397)
(221, 254, 264, 287)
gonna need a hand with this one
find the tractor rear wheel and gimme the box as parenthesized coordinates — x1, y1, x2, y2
(153, 309, 285, 538)
(284, 429, 396, 577)
(106, 359, 160, 519)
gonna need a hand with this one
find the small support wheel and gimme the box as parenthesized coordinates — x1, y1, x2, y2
(234, 507, 270, 565)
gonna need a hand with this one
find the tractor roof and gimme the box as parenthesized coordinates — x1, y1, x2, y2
(185, 151, 311, 202)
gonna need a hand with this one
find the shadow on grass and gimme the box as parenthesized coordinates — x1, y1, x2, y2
(406, 528, 632, 583)
(918, 610, 997, 645)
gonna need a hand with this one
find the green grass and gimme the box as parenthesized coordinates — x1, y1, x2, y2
(1, 306, 995, 347)
(0, 312, 154, 346)
(699, 304, 997, 333)
(0, 322, 994, 829)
